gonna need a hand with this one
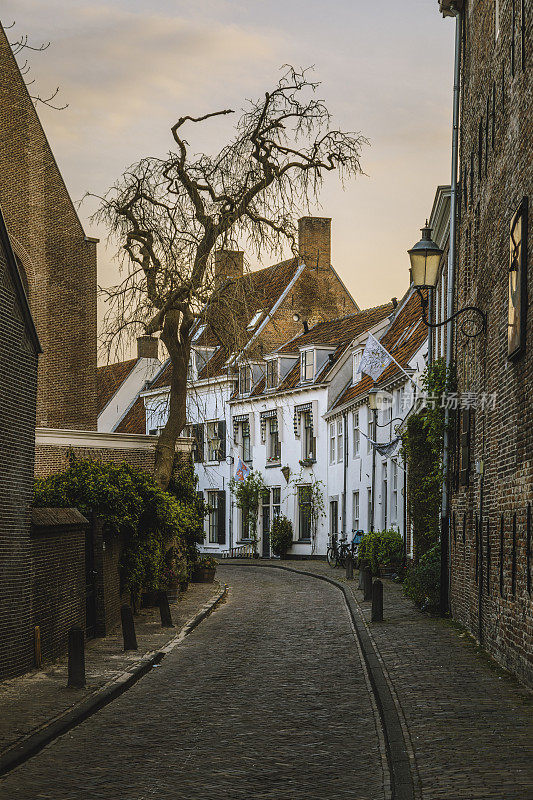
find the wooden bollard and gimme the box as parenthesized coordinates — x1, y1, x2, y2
(34, 625, 42, 668)
(372, 579, 384, 622)
(121, 605, 138, 651)
(363, 568, 373, 601)
(158, 591, 174, 628)
(345, 554, 354, 580)
(67, 626, 86, 688)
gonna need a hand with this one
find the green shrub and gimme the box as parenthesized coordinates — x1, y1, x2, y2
(358, 529, 403, 575)
(270, 515, 293, 557)
(403, 544, 440, 611)
(34, 453, 205, 594)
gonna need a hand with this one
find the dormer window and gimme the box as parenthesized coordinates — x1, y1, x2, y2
(266, 359, 279, 389)
(239, 366, 251, 395)
(300, 349, 314, 382)
(353, 349, 363, 383)
(247, 310, 264, 331)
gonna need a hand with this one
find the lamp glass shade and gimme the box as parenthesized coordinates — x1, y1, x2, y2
(408, 225, 443, 289)
(368, 388, 379, 411)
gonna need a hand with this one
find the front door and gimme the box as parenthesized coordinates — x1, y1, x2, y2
(85, 527, 98, 638)
(262, 491, 271, 558)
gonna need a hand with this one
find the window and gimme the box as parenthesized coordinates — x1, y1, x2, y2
(330, 500, 338, 536)
(367, 414, 375, 454)
(192, 423, 204, 462)
(353, 491, 360, 532)
(266, 359, 278, 389)
(508, 197, 528, 358)
(267, 417, 281, 463)
(298, 486, 312, 540)
(207, 491, 219, 543)
(239, 366, 251, 394)
(206, 420, 226, 461)
(329, 423, 336, 464)
(391, 462, 398, 521)
(272, 487, 281, 518)
(300, 349, 314, 382)
(353, 350, 363, 383)
(337, 419, 344, 462)
(261, 488, 281, 537)
(353, 411, 360, 457)
(242, 420, 251, 462)
(187, 352, 196, 381)
(303, 411, 316, 461)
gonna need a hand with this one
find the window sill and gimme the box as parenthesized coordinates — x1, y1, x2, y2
(265, 461, 281, 469)
(296, 538, 311, 543)
(205, 460, 220, 466)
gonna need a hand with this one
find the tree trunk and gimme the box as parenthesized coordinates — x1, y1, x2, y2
(154, 312, 191, 490)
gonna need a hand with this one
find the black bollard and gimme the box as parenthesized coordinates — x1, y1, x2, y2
(345, 554, 354, 580)
(67, 626, 86, 688)
(363, 568, 373, 601)
(158, 590, 174, 628)
(358, 568, 364, 590)
(371, 579, 384, 622)
(121, 604, 138, 650)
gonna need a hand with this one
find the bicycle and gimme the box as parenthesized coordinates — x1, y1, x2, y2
(327, 531, 363, 569)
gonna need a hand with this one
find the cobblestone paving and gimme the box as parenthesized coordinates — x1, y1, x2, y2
(271, 560, 533, 800)
(0, 582, 218, 756)
(0, 566, 385, 800)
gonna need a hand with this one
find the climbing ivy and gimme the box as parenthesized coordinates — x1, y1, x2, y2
(229, 470, 267, 542)
(400, 358, 456, 561)
(34, 452, 205, 594)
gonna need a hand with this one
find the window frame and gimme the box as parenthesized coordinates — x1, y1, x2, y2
(353, 410, 360, 457)
(207, 490, 219, 543)
(266, 359, 279, 390)
(353, 349, 363, 383)
(298, 485, 312, 541)
(300, 349, 314, 382)
(242, 419, 251, 463)
(337, 418, 344, 463)
(267, 416, 281, 463)
(353, 490, 360, 532)
(239, 366, 251, 395)
(302, 411, 316, 461)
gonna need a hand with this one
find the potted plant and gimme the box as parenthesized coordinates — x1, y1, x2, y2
(270, 515, 293, 558)
(192, 556, 218, 583)
(358, 529, 403, 576)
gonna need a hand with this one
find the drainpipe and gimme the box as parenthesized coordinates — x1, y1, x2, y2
(440, 2, 463, 615)
(342, 411, 348, 537)
(370, 408, 377, 532)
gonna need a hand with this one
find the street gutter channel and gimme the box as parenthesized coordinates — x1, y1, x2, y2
(0, 584, 228, 779)
(225, 563, 416, 800)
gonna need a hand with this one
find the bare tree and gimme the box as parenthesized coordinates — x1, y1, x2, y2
(94, 66, 367, 489)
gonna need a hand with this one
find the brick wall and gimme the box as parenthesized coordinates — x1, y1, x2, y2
(0, 25, 97, 431)
(448, 1, 533, 686)
(0, 212, 39, 680)
(35, 444, 156, 478)
(91, 517, 129, 635)
(30, 508, 87, 664)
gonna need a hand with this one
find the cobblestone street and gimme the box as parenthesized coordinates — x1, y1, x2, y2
(0, 566, 386, 800)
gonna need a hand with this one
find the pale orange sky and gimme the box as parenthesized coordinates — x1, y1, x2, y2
(4, 0, 454, 339)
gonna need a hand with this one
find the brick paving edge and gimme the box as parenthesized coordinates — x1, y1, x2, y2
(223, 562, 416, 800)
(0, 583, 228, 779)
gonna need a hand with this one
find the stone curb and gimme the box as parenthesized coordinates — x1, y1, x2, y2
(221, 562, 415, 800)
(0, 583, 227, 778)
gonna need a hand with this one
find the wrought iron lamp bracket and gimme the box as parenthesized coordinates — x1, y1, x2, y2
(416, 288, 486, 338)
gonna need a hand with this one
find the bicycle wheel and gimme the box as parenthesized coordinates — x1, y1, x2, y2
(326, 546, 338, 568)
(338, 546, 347, 568)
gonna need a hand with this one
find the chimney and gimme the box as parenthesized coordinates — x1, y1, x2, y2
(214, 250, 244, 280)
(298, 217, 331, 270)
(137, 335, 159, 360)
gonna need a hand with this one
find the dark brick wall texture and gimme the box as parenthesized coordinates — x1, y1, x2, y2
(449, 0, 533, 686)
(0, 223, 39, 680)
(35, 445, 157, 478)
(0, 25, 97, 431)
(30, 521, 86, 665)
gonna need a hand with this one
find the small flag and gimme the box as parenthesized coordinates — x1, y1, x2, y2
(235, 458, 251, 482)
(357, 333, 393, 381)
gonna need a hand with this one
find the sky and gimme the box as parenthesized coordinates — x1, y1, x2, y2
(3, 0, 454, 329)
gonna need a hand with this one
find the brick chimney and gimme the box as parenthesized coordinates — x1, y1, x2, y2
(298, 217, 331, 270)
(214, 249, 244, 280)
(137, 335, 159, 360)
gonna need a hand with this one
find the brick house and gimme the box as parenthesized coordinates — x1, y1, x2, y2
(0, 23, 98, 432)
(436, 1, 532, 686)
(0, 205, 41, 678)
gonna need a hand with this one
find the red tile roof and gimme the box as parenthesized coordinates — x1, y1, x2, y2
(114, 396, 147, 434)
(331, 290, 427, 410)
(97, 359, 137, 414)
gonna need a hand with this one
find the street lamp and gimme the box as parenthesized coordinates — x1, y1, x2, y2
(409, 223, 486, 337)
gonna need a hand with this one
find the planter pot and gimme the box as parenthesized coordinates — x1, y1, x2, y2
(192, 567, 216, 584)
